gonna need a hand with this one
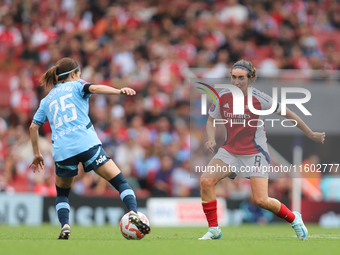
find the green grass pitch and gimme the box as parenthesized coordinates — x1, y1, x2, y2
(1, 224, 340, 255)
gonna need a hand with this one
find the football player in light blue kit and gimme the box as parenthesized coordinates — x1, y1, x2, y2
(29, 57, 150, 239)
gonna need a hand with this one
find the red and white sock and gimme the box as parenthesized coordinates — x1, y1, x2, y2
(202, 200, 218, 227)
(275, 203, 295, 223)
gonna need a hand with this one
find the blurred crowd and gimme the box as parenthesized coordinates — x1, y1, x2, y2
(0, 0, 340, 200)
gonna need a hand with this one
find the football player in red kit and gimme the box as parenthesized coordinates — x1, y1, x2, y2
(198, 60, 325, 240)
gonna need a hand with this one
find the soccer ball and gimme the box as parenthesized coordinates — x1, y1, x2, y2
(119, 212, 149, 240)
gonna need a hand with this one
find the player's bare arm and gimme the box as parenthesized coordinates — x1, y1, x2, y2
(278, 107, 326, 144)
(29, 122, 44, 172)
(205, 115, 217, 153)
(89, 85, 136, 95)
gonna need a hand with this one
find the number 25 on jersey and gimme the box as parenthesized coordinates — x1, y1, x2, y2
(49, 93, 77, 129)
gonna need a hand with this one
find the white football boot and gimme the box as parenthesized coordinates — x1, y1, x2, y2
(291, 212, 308, 240)
(198, 227, 222, 240)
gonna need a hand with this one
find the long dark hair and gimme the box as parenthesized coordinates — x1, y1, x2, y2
(39, 57, 79, 89)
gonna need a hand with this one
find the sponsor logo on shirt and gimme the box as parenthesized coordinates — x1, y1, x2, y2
(53, 124, 86, 140)
(96, 155, 107, 165)
(223, 111, 251, 119)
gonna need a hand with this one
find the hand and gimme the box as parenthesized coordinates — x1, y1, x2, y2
(308, 132, 326, 144)
(204, 140, 216, 153)
(29, 154, 45, 173)
(120, 87, 136, 96)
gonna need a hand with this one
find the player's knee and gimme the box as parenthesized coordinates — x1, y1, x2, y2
(200, 178, 217, 189)
(253, 196, 268, 209)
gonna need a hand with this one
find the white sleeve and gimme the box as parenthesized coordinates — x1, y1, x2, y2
(274, 102, 281, 113)
(208, 101, 221, 119)
(256, 91, 281, 113)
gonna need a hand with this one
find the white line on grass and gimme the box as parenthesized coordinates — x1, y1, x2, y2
(305, 235, 340, 239)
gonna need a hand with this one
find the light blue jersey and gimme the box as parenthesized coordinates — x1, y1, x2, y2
(33, 79, 101, 162)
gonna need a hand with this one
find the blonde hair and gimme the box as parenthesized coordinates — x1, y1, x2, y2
(231, 59, 257, 83)
(39, 57, 79, 89)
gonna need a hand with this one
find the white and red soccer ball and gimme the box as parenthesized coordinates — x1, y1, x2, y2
(120, 212, 149, 240)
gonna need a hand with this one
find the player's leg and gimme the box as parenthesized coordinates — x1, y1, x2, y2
(250, 177, 308, 240)
(250, 177, 281, 213)
(199, 158, 232, 240)
(77, 145, 137, 214)
(82, 144, 149, 234)
(54, 155, 80, 240)
(55, 175, 75, 240)
(94, 159, 137, 213)
(94, 159, 150, 234)
(200, 159, 224, 226)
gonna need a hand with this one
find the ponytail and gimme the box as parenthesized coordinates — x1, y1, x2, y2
(39, 57, 79, 89)
(39, 66, 58, 89)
